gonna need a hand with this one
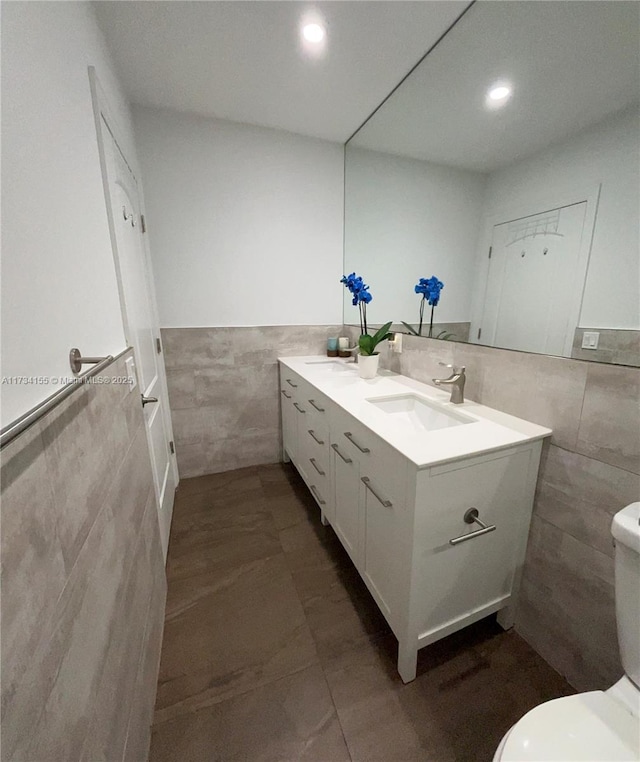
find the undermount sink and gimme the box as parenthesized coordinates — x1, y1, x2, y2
(366, 393, 475, 433)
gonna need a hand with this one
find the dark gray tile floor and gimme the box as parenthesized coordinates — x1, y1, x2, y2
(150, 463, 574, 761)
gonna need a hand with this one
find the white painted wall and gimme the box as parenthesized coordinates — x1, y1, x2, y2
(344, 147, 486, 327)
(1, 2, 137, 427)
(133, 107, 344, 327)
(482, 106, 640, 330)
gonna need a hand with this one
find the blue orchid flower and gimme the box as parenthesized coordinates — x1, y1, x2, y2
(341, 272, 372, 305)
(415, 276, 444, 307)
(341, 272, 373, 334)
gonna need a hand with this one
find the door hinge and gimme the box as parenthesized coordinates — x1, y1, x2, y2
(169, 440, 175, 454)
(477, 328, 482, 340)
(140, 214, 147, 233)
(156, 337, 162, 354)
(488, 246, 492, 259)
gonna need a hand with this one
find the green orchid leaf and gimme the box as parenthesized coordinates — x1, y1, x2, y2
(401, 321, 419, 336)
(371, 321, 393, 346)
(358, 334, 374, 355)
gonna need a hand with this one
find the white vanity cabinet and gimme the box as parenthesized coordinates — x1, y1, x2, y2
(279, 358, 548, 683)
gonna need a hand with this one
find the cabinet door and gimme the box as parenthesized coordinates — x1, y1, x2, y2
(361, 463, 408, 627)
(415, 449, 534, 639)
(331, 440, 361, 566)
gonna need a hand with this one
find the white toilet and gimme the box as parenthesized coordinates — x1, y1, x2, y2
(494, 502, 640, 761)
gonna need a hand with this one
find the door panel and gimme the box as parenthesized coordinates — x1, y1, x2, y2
(361, 473, 404, 622)
(332, 442, 361, 566)
(482, 202, 587, 355)
(101, 119, 175, 559)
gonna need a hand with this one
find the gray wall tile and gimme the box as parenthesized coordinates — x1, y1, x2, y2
(165, 369, 197, 410)
(162, 326, 340, 477)
(534, 445, 639, 558)
(572, 328, 640, 367)
(0, 423, 67, 725)
(1, 350, 166, 761)
(576, 363, 640, 474)
(517, 516, 619, 692)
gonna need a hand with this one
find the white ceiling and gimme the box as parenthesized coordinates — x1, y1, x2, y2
(94, 0, 470, 143)
(351, 1, 640, 172)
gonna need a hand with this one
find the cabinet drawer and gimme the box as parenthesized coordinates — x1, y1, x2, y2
(304, 429, 330, 471)
(331, 408, 407, 499)
(280, 368, 304, 393)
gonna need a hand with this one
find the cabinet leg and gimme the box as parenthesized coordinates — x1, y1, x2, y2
(320, 510, 329, 526)
(397, 641, 417, 683)
(497, 605, 515, 630)
(282, 446, 291, 464)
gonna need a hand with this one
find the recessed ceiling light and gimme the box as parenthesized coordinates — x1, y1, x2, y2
(302, 23, 325, 43)
(488, 85, 512, 101)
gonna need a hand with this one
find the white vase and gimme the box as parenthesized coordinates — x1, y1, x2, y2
(358, 353, 379, 379)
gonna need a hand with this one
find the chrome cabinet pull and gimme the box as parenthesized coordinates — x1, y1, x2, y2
(361, 477, 392, 507)
(449, 508, 496, 546)
(310, 458, 325, 475)
(281, 389, 292, 399)
(308, 399, 325, 412)
(308, 429, 324, 445)
(141, 396, 158, 407)
(309, 484, 326, 505)
(286, 378, 298, 388)
(344, 431, 370, 453)
(293, 402, 306, 414)
(331, 443, 352, 463)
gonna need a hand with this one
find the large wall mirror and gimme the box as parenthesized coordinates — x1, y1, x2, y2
(344, 1, 640, 366)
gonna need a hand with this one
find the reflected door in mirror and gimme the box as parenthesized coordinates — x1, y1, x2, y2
(479, 202, 588, 356)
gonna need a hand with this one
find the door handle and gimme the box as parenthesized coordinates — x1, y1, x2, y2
(309, 457, 325, 476)
(331, 443, 352, 463)
(361, 477, 392, 507)
(286, 378, 298, 388)
(293, 402, 306, 414)
(281, 389, 292, 399)
(141, 395, 158, 407)
(308, 429, 325, 445)
(308, 399, 325, 412)
(309, 484, 326, 505)
(344, 431, 370, 453)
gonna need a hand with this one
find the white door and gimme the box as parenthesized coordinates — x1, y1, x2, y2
(96, 105, 176, 560)
(480, 202, 588, 356)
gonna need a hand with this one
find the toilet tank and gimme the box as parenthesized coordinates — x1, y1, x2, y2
(612, 502, 640, 689)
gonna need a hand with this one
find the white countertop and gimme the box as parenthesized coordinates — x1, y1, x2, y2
(279, 356, 551, 469)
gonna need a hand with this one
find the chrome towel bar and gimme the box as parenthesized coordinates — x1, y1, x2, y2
(69, 347, 111, 375)
(449, 508, 496, 545)
(0, 350, 123, 451)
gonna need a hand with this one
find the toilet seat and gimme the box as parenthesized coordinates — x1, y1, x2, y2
(495, 690, 640, 761)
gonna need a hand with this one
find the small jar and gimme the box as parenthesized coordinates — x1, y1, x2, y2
(338, 337, 351, 358)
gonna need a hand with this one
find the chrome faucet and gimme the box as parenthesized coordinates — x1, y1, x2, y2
(432, 363, 466, 404)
